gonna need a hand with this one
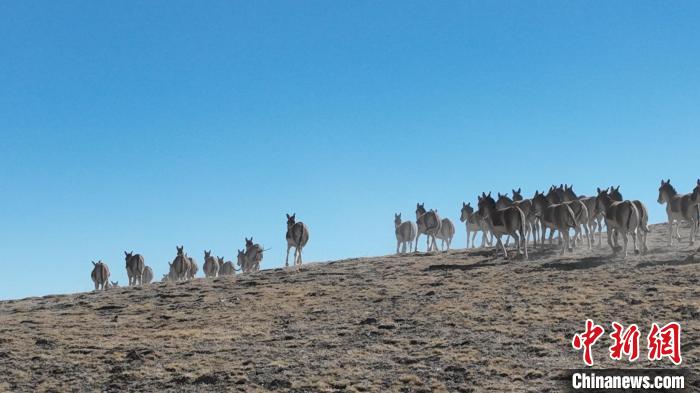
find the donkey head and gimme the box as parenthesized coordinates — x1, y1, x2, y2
(245, 238, 254, 248)
(176, 245, 184, 256)
(512, 188, 523, 201)
(460, 202, 473, 222)
(286, 213, 296, 227)
(204, 250, 211, 259)
(415, 203, 426, 216)
(608, 186, 623, 202)
(658, 179, 675, 204)
(394, 213, 402, 227)
(124, 251, 133, 261)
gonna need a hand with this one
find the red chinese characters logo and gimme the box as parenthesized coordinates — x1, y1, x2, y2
(609, 322, 640, 361)
(647, 322, 682, 365)
(572, 319, 605, 366)
(572, 321, 682, 366)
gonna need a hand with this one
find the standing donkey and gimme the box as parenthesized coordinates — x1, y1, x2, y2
(476, 192, 528, 259)
(531, 191, 579, 254)
(170, 246, 190, 281)
(203, 250, 220, 278)
(460, 202, 492, 248)
(657, 179, 699, 245)
(595, 188, 640, 257)
(512, 188, 540, 248)
(610, 186, 650, 253)
(394, 213, 418, 254)
(415, 203, 442, 252)
(435, 216, 456, 251)
(286, 213, 310, 271)
(142, 266, 154, 284)
(91, 260, 110, 291)
(124, 251, 145, 286)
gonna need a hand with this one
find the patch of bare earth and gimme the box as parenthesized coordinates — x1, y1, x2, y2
(0, 223, 698, 392)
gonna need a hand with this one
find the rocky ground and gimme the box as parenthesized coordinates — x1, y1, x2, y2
(1, 223, 699, 392)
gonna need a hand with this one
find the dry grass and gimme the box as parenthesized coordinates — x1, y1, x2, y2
(0, 223, 699, 392)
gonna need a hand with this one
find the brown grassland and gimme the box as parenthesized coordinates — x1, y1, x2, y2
(0, 223, 698, 392)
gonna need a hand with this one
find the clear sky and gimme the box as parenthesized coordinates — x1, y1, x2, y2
(1, 1, 699, 300)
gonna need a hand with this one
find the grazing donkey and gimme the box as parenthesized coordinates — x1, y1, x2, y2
(436, 217, 456, 251)
(218, 256, 237, 276)
(415, 203, 442, 252)
(142, 266, 154, 284)
(512, 188, 540, 248)
(170, 246, 191, 281)
(106, 281, 119, 289)
(531, 191, 579, 254)
(90, 260, 110, 291)
(124, 251, 145, 286)
(476, 192, 528, 259)
(285, 213, 310, 270)
(610, 186, 650, 253)
(460, 202, 492, 248)
(394, 213, 418, 254)
(657, 179, 699, 245)
(595, 188, 640, 257)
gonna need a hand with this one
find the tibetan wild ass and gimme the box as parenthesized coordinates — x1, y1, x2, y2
(169, 246, 191, 281)
(218, 256, 237, 276)
(186, 254, 198, 279)
(203, 250, 220, 278)
(436, 217, 455, 251)
(610, 186, 650, 253)
(555, 185, 592, 249)
(476, 192, 528, 259)
(561, 185, 605, 246)
(512, 188, 540, 248)
(394, 213, 418, 254)
(415, 203, 442, 252)
(595, 188, 640, 257)
(460, 202, 492, 248)
(657, 179, 699, 245)
(245, 237, 264, 271)
(142, 266, 154, 284)
(531, 191, 579, 254)
(124, 251, 145, 286)
(285, 213, 310, 270)
(91, 260, 110, 291)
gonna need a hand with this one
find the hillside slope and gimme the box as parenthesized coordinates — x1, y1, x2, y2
(1, 223, 699, 392)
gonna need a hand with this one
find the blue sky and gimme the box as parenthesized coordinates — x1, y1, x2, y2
(1, 1, 699, 299)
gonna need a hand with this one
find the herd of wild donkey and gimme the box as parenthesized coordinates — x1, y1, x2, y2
(90, 180, 700, 291)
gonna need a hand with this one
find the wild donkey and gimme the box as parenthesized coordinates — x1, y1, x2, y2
(142, 266, 154, 284)
(610, 186, 650, 253)
(555, 185, 592, 249)
(124, 251, 145, 286)
(561, 185, 605, 246)
(657, 179, 699, 245)
(169, 246, 190, 281)
(512, 188, 540, 248)
(286, 213, 309, 270)
(203, 250, 220, 278)
(476, 192, 528, 259)
(415, 203, 442, 252)
(436, 217, 455, 251)
(595, 188, 640, 258)
(245, 237, 264, 271)
(460, 202, 492, 248)
(394, 213, 417, 254)
(531, 191, 578, 254)
(91, 260, 110, 291)
(186, 254, 198, 279)
(218, 256, 237, 276)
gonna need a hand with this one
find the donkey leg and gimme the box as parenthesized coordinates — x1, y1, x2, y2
(396, 240, 400, 254)
(512, 233, 521, 256)
(285, 245, 292, 267)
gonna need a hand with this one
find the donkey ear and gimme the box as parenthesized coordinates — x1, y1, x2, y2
(286, 213, 290, 219)
(597, 187, 602, 193)
(124, 251, 128, 256)
(487, 191, 491, 197)
(518, 187, 521, 193)
(697, 178, 700, 185)
(462, 202, 466, 207)
(615, 185, 620, 191)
